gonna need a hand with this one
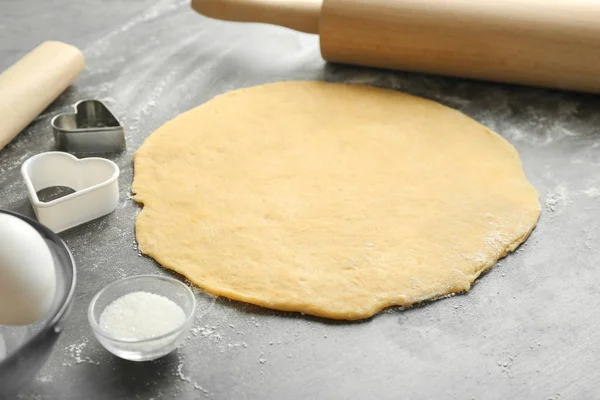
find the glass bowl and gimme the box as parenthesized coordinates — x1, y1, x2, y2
(0, 209, 77, 397)
(88, 275, 196, 362)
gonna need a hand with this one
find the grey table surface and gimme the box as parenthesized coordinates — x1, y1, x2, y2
(1, 1, 600, 399)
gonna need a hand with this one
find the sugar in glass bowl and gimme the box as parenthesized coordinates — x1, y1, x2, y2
(88, 275, 196, 361)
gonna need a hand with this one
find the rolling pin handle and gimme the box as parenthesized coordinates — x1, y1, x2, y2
(0, 41, 85, 152)
(191, 0, 322, 34)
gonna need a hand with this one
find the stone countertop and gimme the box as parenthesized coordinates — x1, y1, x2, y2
(1, 1, 600, 399)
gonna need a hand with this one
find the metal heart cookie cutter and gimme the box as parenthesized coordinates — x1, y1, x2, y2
(51, 100, 126, 153)
(21, 152, 120, 233)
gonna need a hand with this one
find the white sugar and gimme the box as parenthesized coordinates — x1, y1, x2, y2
(99, 291, 186, 340)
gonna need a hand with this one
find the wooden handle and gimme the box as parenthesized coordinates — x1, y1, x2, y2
(0, 41, 85, 152)
(191, 0, 322, 34)
(192, 0, 600, 93)
(320, 0, 600, 93)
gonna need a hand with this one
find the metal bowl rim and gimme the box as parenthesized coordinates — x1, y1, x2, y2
(0, 209, 77, 368)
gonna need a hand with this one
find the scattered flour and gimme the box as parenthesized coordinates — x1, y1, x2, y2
(133, 241, 143, 257)
(190, 325, 223, 342)
(176, 357, 209, 397)
(84, 0, 188, 58)
(258, 354, 267, 364)
(581, 187, 600, 198)
(584, 229, 597, 250)
(63, 338, 99, 366)
(187, 319, 254, 355)
(227, 342, 248, 350)
(17, 394, 43, 400)
(545, 185, 571, 213)
(496, 354, 517, 375)
(36, 374, 53, 383)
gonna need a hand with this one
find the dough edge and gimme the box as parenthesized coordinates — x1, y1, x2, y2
(134, 211, 538, 320)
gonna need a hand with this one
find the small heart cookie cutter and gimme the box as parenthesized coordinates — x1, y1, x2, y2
(51, 100, 126, 154)
(21, 152, 120, 233)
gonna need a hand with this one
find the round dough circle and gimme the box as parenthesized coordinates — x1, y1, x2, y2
(133, 81, 540, 320)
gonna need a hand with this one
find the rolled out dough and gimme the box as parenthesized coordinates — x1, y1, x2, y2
(133, 81, 540, 320)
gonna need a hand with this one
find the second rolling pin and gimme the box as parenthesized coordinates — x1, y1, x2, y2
(192, 0, 600, 94)
(0, 41, 85, 152)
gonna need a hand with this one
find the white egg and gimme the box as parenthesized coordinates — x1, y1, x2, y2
(0, 214, 56, 325)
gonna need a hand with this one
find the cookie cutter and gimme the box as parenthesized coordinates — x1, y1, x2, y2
(51, 100, 126, 154)
(21, 151, 120, 233)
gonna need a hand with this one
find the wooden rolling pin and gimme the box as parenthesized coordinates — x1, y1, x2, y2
(192, 0, 600, 93)
(0, 41, 85, 152)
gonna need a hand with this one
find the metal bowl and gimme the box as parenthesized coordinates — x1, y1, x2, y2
(0, 209, 77, 397)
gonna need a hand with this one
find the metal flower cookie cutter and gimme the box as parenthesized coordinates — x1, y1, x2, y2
(21, 152, 120, 233)
(51, 100, 126, 153)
